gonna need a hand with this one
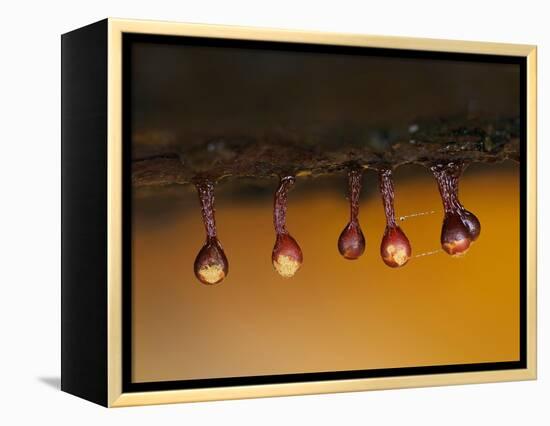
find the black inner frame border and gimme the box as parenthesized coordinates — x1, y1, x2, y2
(122, 33, 528, 393)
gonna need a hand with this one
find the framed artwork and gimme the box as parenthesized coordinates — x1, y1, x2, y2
(61, 18, 537, 407)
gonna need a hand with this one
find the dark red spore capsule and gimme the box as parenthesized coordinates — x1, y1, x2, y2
(461, 209, 481, 242)
(193, 181, 229, 285)
(431, 162, 481, 256)
(378, 168, 412, 267)
(272, 176, 303, 278)
(380, 226, 412, 268)
(338, 169, 366, 260)
(440, 212, 471, 256)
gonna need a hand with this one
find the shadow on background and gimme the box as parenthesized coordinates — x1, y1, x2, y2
(38, 376, 61, 390)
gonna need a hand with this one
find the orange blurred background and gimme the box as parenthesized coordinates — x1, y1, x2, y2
(131, 161, 519, 383)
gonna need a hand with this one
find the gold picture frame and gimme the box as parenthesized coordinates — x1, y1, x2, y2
(61, 18, 537, 407)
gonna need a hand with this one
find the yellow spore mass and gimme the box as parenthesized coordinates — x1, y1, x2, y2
(385, 244, 409, 266)
(198, 264, 226, 284)
(273, 255, 301, 278)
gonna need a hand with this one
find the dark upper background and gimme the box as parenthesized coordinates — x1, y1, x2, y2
(130, 39, 520, 159)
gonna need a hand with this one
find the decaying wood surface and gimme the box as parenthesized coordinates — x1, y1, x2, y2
(132, 117, 520, 188)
